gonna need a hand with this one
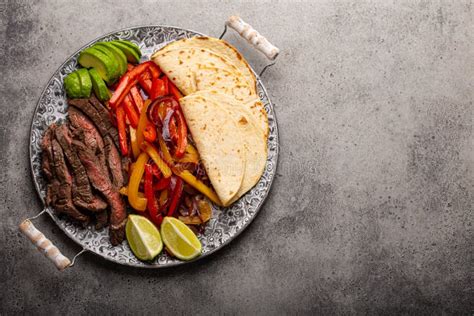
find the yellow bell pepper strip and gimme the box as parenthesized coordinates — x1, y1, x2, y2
(159, 189, 168, 207)
(119, 186, 145, 199)
(172, 168, 222, 206)
(178, 143, 199, 164)
(127, 152, 149, 211)
(129, 126, 140, 159)
(157, 132, 174, 166)
(141, 142, 172, 178)
(136, 99, 151, 148)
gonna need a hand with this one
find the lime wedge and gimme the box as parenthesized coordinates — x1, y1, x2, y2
(160, 217, 202, 261)
(126, 214, 163, 261)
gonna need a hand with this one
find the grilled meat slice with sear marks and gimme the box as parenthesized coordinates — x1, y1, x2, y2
(104, 136, 124, 189)
(69, 107, 107, 168)
(50, 138, 89, 222)
(54, 124, 107, 212)
(68, 98, 119, 148)
(72, 140, 127, 245)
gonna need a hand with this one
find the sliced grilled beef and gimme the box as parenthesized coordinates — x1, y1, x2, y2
(72, 140, 127, 245)
(95, 211, 109, 230)
(54, 124, 107, 212)
(68, 98, 119, 148)
(104, 136, 124, 189)
(41, 125, 56, 181)
(50, 139, 89, 222)
(89, 95, 119, 146)
(69, 107, 107, 168)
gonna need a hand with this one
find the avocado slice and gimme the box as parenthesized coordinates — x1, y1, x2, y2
(113, 40, 141, 58)
(111, 41, 140, 64)
(89, 68, 110, 102)
(76, 68, 92, 98)
(64, 71, 82, 98)
(90, 44, 122, 81)
(78, 47, 119, 85)
(95, 42, 127, 76)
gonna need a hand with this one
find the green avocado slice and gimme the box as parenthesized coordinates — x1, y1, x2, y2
(76, 68, 92, 98)
(89, 68, 110, 102)
(114, 40, 142, 58)
(78, 47, 118, 85)
(95, 42, 127, 76)
(64, 71, 82, 98)
(111, 41, 140, 64)
(90, 44, 121, 82)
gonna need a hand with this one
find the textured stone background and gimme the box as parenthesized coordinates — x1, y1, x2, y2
(1, 0, 472, 314)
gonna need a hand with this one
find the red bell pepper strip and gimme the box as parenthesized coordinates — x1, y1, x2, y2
(139, 79, 153, 96)
(173, 106, 187, 158)
(168, 79, 182, 100)
(116, 106, 129, 156)
(122, 94, 139, 128)
(109, 62, 151, 109)
(150, 78, 166, 100)
(153, 176, 171, 191)
(130, 86, 144, 113)
(167, 177, 183, 216)
(148, 62, 161, 79)
(143, 123, 157, 143)
(138, 70, 152, 95)
(151, 164, 161, 178)
(161, 76, 169, 96)
(144, 164, 161, 226)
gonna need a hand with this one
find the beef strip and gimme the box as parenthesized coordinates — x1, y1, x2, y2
(104, 136, 124, 189)
(42, 125, 57, 206)
(50, 139, 89, 222)
(72, 140, 127, 245)
(68, 98, 119, 148)
(69, 107, 107, 168)
(54, 124, 107, 212)
(41, 124, 56, 180)
(88, 95, 119, 146)
(95, 211, 109, 230)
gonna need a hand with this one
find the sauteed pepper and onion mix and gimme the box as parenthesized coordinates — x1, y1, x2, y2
(108, 61, 220, 230)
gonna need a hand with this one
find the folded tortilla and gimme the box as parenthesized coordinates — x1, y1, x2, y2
(179, 94, 246, 205)
(180, 91, 267, 205)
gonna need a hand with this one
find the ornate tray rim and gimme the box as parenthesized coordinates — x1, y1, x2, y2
(29, 25, 279, 268)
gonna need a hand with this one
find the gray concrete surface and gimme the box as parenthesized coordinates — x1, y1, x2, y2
(1, 0, 472, 314)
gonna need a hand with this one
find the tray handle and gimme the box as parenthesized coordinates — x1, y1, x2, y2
(226, 15, 280, 60)
(19, 218, 71, 271)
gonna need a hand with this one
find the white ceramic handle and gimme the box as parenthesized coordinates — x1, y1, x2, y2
(226, 15, 280, 60)
(19, 219, 71, 271)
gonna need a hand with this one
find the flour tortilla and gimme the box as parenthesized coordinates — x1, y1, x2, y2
(179, 95, 246, 206)
(152, 36, 257, 95)
(190, 91, 267, 203)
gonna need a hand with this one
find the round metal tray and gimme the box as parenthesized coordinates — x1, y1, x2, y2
(29, 25, 279, 268)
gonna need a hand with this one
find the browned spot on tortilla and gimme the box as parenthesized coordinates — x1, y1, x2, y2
(179, 50, 184, 54)
(179, 60, 183, 65)
(238, 117, 248, 125)
(203, 124, 207, 130)
(201, 49, 205, 52)
(168, 70, 173, 73)
(172, 77, 176, 80)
